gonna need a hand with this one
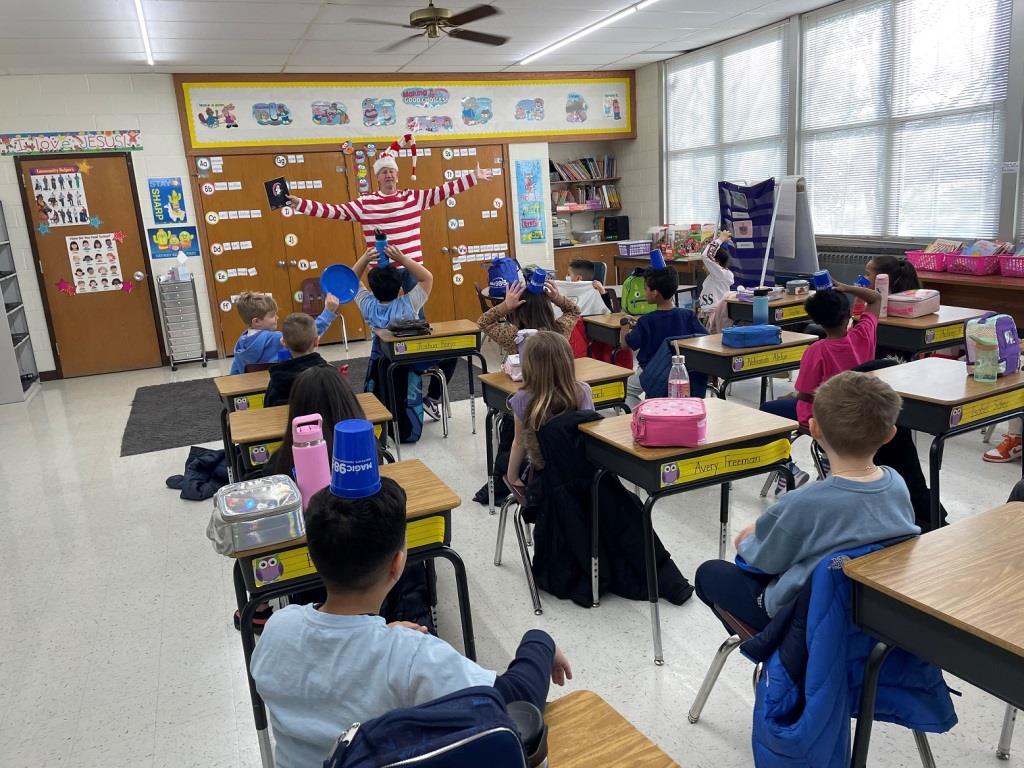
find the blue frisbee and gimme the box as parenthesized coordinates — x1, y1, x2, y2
(320, 264, 359, 304)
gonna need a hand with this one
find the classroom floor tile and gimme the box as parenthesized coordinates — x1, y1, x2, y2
(1, 343, 1020, 767)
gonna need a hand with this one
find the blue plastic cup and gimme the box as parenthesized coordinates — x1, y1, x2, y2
(329, 419, 381, 499)
(650, 249, 667, 270)
(526, 267, 547, 294)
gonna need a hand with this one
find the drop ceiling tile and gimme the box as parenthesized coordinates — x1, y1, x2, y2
(0, 38, 145, 55)
(151, 38, 296, 55)
(614, 10, 729, 28)
(316, 4, 444, 24)
(305, 24, 421, 42)
(289, 39, 432, 59)
(4, 0, 138, 22)
(283, 65, 406, 73)
(0, 20, 141, 38)
(141, 0, 320, 24)
(146, 20, 311, 39)
(153, 51, 291, 67)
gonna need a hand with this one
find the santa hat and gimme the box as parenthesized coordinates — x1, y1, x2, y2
(372, 131, 417, 180)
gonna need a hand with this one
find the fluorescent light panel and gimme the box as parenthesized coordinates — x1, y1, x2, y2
(133, 0, 155, 66)
(519, 0, 663, 65)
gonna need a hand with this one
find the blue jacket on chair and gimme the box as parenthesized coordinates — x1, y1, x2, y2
(638, 334, 709, 399)
(741, 544, 957, 768)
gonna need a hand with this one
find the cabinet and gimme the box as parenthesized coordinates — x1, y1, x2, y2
(157, 275, 207, 370)
(0, 201, 40, 402)
(554, 242, 622, 283)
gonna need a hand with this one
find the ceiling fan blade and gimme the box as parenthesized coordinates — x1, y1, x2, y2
(445, 4, 500, 27)
(346, 18, 415, 29)
(447, 27, 508, 46)
(377, 33, 426, 53)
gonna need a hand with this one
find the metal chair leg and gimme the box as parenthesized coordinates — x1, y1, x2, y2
(752, 662, 763, 692)
(513, 505, 543, 615)
(494, 495, 514, 566)
(760, 471, 778, 497)
(997, 705, 1016, 760)
(687, 635, 743, 724)
(982, 424, 997, 444)
(913, 730, 936, 768)
(525, 522, 533, 547)
(810, 440, 828, 480)
(438, 372, 449, 438)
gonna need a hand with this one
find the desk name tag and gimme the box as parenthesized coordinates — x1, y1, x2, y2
(660, 438, 791, 489)
(248, 440, 283, 465)
(925, 325, 964, 345)
(407, 516, 446, 550)
(233, 392, 266, 411)
(591, 380, 626, 404)
(251, 546, 317, 588)
(951, 388, 1024, 428)
(732, 345, 807, 373)
(395, 334, 477, 355)
(775, 305, 807, 322)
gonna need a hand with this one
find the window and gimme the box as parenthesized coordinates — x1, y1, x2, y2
(664, 24, 791, 225)
(800, 0, 1012, 237)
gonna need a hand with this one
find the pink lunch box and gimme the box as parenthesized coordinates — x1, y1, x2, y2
(886, 289, 940, 318)
(631, 397, 707, 448)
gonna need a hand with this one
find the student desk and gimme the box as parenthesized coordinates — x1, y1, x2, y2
(227, 392, 391, 480)
(606, 283, 699, 308)
(614, 253, 702, 286)
(232, 459, 475, 768)
(870, 358, 1024, 531)
(215, 371, 271, 481)
(726, 293, 812, 327)
(478, 357, 633, 515)
(845, 502, 1024, 768)
(546, 690, 679, 767)
(582, 312, 630, 365)
(875, 305, 989, 358)
(675, 331, 818, 404)
(579, 399, 797, 664)
(375, 319, 487, 459)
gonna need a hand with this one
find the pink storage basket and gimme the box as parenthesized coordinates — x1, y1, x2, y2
(998, 255, 1024, 278)
(945, 254, 1000, 276)
(904, 251, 954, 272)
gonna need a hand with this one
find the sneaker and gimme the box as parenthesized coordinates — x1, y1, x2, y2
(775, 463, 810, 496)
(983, 433, 1022, 463)
(422, 397, 441, 422)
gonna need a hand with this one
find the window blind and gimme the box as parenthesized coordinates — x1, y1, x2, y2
(664, 23, 790, 225)
(800, 0, 1012, 238)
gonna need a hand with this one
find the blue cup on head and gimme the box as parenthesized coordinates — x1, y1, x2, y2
(329, 419, 381, 499)
(811, 270, 834, 291)
(650, 249, 667, 270)
(526, 266, 547, 294)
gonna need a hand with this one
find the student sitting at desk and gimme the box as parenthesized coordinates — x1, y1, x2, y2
(251, 476, 572, 768)
(694, 371, 920, 632)
(264, 313, 331, 407)
(354, 245, 454, 441)
(230, 291, 339, 375)
(563, 259, 612, 316)
(478, 276, 581, 356)
(621, 267, 708, 408)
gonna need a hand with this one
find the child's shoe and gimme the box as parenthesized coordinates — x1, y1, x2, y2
(983, 433, 1022, 463)
(775, 463, 810, 496)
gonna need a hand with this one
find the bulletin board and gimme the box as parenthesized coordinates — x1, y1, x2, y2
(174, 72, 635, 152)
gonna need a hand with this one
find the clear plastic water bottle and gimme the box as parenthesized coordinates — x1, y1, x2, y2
(974, 341, 999, 383)
(752, 288, 770, 325)
(668, 355, 690, 398)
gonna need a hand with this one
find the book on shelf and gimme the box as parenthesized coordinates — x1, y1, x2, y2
(549, 155, 617, 183)
(551, 182, 620, 212)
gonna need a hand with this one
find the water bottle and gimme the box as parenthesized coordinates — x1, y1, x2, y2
(752, 288, 770, 325)
(292, 414, 331, 510)
(875, 273, 889, 319)
(974, 342, 999, 383)
(374, 228, 389, 267)
(668, 355, 690, 398)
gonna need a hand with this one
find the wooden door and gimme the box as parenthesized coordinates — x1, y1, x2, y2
(16, 153, 163, 377)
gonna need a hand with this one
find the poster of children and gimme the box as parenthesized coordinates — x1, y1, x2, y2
(515, 159, 547, 244)
(67, 234, 122, 293)
(30, 166, 89, 227)
(148, 177, 188, 224)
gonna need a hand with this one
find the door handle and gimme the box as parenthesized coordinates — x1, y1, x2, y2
(133, 271, 146, 282)
(441, 247, 449, 254)
(277, 260, 286, 267)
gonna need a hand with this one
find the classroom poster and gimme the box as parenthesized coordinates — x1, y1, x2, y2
(148, 177, 188, 224)
(67, 234, 122, 293)
(0, 129, 142, 156)
(515, 159, 547, 245)
(30, 166, 89, 228)
(148, 226, 200, 259)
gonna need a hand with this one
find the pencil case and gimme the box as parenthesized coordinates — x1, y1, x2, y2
(722, 324, 782, 348)
(886, 289, 940, 318)
(207, 475, 303, 556)
(631, 397, 707, 448)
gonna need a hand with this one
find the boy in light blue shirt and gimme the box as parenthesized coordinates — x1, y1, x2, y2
(251, 475, 572, 768)
(694, 371, 920, 631)
(230, 291, 339, 375)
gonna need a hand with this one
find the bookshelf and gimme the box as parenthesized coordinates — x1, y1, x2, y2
(550, 156, 622, 217)
(0, 202, 40, 403)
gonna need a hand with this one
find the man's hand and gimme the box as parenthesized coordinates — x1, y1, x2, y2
(592, 280, 606, 295)
(286, 195, 302, 208)
(551, 646, 573, 686)
(387, 620, 429, 633)
(734, 523, 756, 550)
(324, 292, 340, 312)
(502, 281, 526, 311)
(474, 163, 493, 182)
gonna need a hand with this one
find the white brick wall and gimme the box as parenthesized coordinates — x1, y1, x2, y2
(612, 63, 662, 238)
(0, 73, 213, 374)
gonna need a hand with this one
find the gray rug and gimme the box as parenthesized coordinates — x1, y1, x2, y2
(120, 356, 482, 457)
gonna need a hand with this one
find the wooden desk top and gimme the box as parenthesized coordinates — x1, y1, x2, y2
(918, 270, 1024, 292)
(845, 503, 1024, 658)
(229, 392, 392, 444)
(479, 357, 633, 397)
(232, 459, 460, 559)
(675, 330, 817, 357)
(726, 292, 811, 308)
(215, 370, 270, 398)
(877, 304, 988, 329)
(584, 312, 628, 330)
(546, 691, 679, 767)
(579, 398, 797, 461)
(870, 357, 1024, 405)
(375, 319, 479, 344)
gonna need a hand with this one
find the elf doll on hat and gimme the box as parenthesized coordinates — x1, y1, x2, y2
(287, 131, 493, 293)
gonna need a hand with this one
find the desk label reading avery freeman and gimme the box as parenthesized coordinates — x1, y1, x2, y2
(659, 438, 791, 489)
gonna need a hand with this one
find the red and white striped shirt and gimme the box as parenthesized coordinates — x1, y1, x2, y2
(293, 174, 478, 263)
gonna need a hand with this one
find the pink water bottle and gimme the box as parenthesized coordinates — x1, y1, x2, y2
(292, 414, 331, 510)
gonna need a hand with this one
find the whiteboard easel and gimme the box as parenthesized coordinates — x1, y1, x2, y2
(758, 176, 819, 287)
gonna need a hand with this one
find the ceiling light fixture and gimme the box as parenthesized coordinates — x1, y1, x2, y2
(133, 0, 155, 66)
(518, 0, 663, 65)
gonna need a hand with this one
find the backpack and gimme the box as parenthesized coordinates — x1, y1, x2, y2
(488, 257, 522, 299)
(323, 686, 528, 768)
(622, 267, 656, 316)
(965, 313, 1020, 376)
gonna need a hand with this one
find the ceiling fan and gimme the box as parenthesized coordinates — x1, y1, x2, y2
(345, 2, 509, 52)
